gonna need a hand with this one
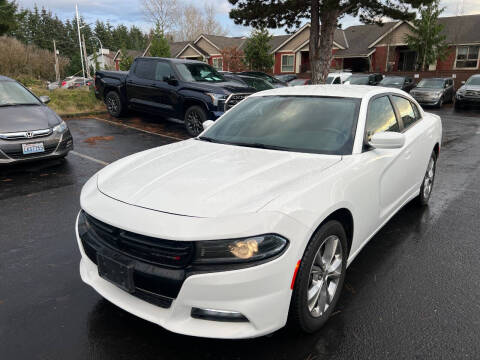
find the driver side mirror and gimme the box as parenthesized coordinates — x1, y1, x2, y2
(202, 120, 214, 130)
(461, 80, 466, 85)
(163, 75, 178, 86)
(369, 132, 405, 149)
(39, 95, 51, 104)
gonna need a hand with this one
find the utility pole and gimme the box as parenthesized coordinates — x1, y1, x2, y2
(53, 40, 60, 83)
(82, 34, 90, 78)
(76, 4, 86, 85)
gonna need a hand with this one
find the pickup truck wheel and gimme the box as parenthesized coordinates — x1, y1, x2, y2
(105, 91, 124, 117)
(185, 106, 206, 137)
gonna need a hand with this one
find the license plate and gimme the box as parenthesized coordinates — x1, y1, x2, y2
(97, 253, 134, 293)
(22, 142, 44, 155)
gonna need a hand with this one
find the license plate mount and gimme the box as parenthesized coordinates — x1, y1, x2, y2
(97, 253, 135, 293)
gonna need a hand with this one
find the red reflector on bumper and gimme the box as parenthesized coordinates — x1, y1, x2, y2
(290, 260, 301, 290)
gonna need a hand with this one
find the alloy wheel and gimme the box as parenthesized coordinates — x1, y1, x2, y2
(186, 111, 203, 136)
(106, 96, 119, 114)
(423, 156, 435, 199)
(307, 235, 343, 317)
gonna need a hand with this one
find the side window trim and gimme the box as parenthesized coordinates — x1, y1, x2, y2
(389, 94, 424, 132)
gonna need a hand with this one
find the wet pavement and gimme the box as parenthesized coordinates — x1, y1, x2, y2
(1, 107, 479, 360)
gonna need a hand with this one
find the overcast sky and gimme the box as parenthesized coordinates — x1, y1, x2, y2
(15, 0, 480, 37)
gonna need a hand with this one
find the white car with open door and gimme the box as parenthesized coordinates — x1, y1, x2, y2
(76, 85, 442, 339)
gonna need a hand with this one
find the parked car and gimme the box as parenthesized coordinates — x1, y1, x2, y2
(76, 85, 441, 339)
(46, 81, 61, 90)
(326, 72, 352, 84)
(379, 76, 415, 92)
(346, 73, 383, 85)
(0, 76, 73, 164)
(95, 58, 255, 136)
(275, 74, 297, 83)
(288, 78, 312, 86)
(237, 75, 275, 91)
(238, 71, 288, 88)
(410, 78, 454, 107)
(455, 74, 480, 109)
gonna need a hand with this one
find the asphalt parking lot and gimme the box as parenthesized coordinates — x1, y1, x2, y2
(1, 105, 479, 360)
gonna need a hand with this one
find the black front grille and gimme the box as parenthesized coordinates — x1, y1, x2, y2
(225, 93, 249, 111)
(84, 212, 194, 268)
(465, 90, 480, 98)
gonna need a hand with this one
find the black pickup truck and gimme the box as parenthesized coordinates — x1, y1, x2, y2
(94, 57, 255, 136)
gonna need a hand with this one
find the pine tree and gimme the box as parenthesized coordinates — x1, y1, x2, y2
(405, 0, 450, 71)
(149, 24, 170, 58)
(243, 28, 274, 72)
(119, 48, 134, 71)
(0, 0, 17, 35)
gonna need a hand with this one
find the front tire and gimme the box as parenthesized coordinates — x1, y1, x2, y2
(289, 221, 347, 333)
(184, 106, 207, 137)
(436, 97, 443, 108)
(417, 151, 437, 206)
(105, 91, 125, 117)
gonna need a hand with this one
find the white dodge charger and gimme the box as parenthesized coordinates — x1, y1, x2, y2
(76, 85, 442, 339)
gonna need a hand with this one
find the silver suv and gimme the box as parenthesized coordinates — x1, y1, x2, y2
(410, 78, 454, 107)
(455, 74, 480, 109)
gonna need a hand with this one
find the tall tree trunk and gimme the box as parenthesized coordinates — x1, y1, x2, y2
(310, 8, 339, 84)
(309, 0, 320, 83)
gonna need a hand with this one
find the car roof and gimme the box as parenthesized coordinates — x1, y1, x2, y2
(138, 57, 204, 64)
(250, 84, 406, 99)
(0, 75, 14, 81)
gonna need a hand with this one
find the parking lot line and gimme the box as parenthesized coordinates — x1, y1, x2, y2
(70, 150, 109, 166)
(90, 116, 185, 141)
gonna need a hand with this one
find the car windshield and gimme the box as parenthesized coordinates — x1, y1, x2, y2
(175, 63, 225, 83)
(241, 77, 274, 91)
(466, 77, 480, 85)
(288, 79, 308, 86)
(417, 79, 445, 88)
(326, 76, 335, 84)
(0, 81, 41, 106)
(200, 96, 361, 155)
(349, 76, 369, 85)
(380, 77, 404, 85)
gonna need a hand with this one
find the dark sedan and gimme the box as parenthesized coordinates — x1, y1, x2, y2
(238, 71, 288, 87)
(0, 76, 73, 164)
(379, 76, 415, 92)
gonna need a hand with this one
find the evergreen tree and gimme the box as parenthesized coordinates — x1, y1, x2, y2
(243, 28, 274, 72)
(405, 0, 449, 71)
(0, 0, 17, 35)
(149, 25, 170, 57)
(119, 48, 134, 70)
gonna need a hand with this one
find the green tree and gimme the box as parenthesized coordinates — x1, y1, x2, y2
(243, 28, 274, 72)
(405, 0, 449, 71)
(119, 48, 134, 71)
(149, 24, 170, 58)
(0, 0, 17, 35)
(229, 0, 435, 83)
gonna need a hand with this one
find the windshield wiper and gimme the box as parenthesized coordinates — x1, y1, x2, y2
(229, 141, 292, 151)
(197, 136, 225, 144)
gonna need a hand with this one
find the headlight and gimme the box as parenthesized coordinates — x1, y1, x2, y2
(193, 234, 288, 264)
(53, 121, 67, 133)
(207, 93, 228, 107)
(433, 91, 442, 97)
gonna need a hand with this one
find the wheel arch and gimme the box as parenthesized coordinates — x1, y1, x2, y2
(183, 98, 209, 119)
(433, 142, 440, 158)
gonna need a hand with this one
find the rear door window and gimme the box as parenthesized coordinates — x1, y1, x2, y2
(133, 60, 156, 80)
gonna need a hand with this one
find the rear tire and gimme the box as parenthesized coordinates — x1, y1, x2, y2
(417, 151, 437, 206)
(184, 105, 207, 137)
(289, 221, 347, 333)
(105, 91, 124, 117)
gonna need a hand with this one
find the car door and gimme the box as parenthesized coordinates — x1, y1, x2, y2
(390, 95, 430, 196)
(358, 95, 408, 222)
(126, 59, 157, 111)
(150, 60, 180, 118)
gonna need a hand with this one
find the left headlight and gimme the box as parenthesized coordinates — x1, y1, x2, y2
(193, 234, 288, 264)
(207, 93, 228, 107)
(53, 120, 67, 133)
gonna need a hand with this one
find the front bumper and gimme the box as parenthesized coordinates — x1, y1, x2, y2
(455, 94, 480, 105)
(412, 95, 442, 106)
(76, 183, 309, 338)
(0, 129, 73, 164)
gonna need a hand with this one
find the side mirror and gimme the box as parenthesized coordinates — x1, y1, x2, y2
(369, 132, 405, 149)
(163, 75, 178, 85)
(202, 120, 214, 130)
(461, 80, 466, 85)
(39, 95, 51, 104)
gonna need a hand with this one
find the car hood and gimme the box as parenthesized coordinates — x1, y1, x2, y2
(412, 87, 442, 93)
(0, 105, 61, 133)
(380, 84, 403, 89)
(97, 140, 341, 218)
(459, 84, 480, 91)
(185, 81, 255, 94)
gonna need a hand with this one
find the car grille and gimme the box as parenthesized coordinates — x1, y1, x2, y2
(224, 93, 249, 111)
(83, 211, 194, 269)
(0, 128, 52, 140)
(465, 90, 480, 97)
(3, 143, 58, 159)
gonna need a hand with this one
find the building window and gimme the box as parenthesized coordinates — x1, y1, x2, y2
(455, 46, 480, 69)
(212, 57, 223, 71)
(281, 54, 295, 72)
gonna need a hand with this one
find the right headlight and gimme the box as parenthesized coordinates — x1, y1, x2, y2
(193, 234, 288, 264)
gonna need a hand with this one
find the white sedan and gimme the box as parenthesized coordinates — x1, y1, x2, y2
(76, 85, 442, 339)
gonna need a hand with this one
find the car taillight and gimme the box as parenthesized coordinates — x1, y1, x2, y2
(61, 81, 66, 87)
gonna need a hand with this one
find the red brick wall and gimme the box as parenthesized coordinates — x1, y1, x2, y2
(436, 46, 456, 70)
(373, 46, 387, 72)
